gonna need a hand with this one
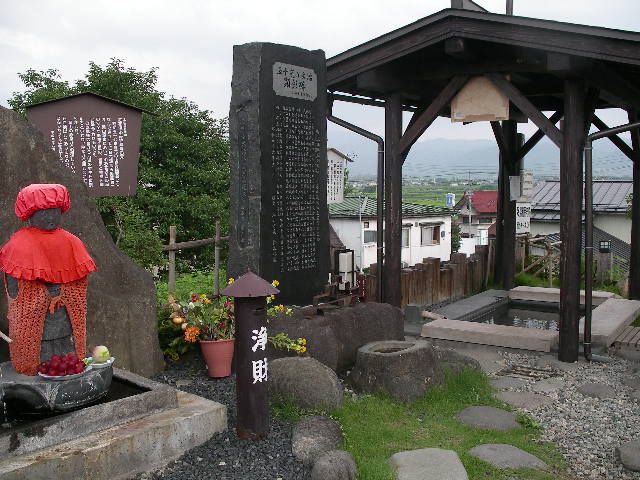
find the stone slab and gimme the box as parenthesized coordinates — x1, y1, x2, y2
(508, 286, 617, 305)
(577, 383, 616, 399)
(578, 298, 640, 347)
(495, 391, 553, 410)
(616, 440, 640, 472)
(434, 290, 508, 320)
(421, 319, 557, 352)
(490, 376, 528, 390)
(456, 406, 520, 431)
(390, 448, 468, 480)
(0, 391, 226, 480)
(622, 376, 640, 389)
(228, 42, 328, 306)
(531, 377, 564, 393)
(469, 444, 547, 470)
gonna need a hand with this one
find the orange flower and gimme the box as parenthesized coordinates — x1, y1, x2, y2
(184, 326, 200, 343)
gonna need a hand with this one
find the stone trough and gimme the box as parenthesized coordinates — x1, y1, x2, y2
(0, 367, 226, 479)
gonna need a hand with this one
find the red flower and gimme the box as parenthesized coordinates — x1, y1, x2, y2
(219, 322, 226, 329)
(191, 293, 197, 302)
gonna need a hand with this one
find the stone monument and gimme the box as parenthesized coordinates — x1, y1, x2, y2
(228, 43, 329, 306)
(0, 106, 163, 377)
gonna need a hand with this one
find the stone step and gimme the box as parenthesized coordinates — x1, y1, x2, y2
(421, 319, 557, 352)
(390, 448, 468, 480)
(469, 444, 548, 471)
(0, 391, 227, 480)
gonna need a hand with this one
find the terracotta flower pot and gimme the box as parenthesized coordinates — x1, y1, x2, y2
(200, 339, 235, 378)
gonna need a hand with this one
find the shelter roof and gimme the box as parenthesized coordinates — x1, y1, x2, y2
(329, 196, 453, 219)
(327, 8, 640, 112)
(25, 92, 150, 114)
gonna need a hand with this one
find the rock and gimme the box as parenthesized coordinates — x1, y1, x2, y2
(616, 440, 640, 471)
(390, 448, 468, 480)
(269, 357, 343, 411)
(577, 382, 616, 399)
(469, 444, 548, 470)
(456, 406, 520, 431)
(268, 302, 404, 373)
(348, 340, 443, 403)
(0, 107, 163, 377)
(292, 416, 343, 465)
(531, 377, 564, 393)
(432, 346, 481, 373)
(622, 375, 640, 390)
(421, 310, 447, 321)
(631, 390, 640, 402)
(495, 391, 553, 410)
(490, 376, 528, 390)
(310, 450, 357, 480)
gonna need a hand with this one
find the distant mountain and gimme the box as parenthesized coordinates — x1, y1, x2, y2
(327, 129, 632, 181)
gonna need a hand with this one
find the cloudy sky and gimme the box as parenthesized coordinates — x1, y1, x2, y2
(2, 0, 639, 141)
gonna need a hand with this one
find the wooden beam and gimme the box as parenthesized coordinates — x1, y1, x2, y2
(399, 75, 468, 156)
(486, 73, 564, 148)
(330, 93, 417, 111)
(558, 78, 587, 363)
(628, 109, 640, 300)
(592, 115, 635, 161)
(583, 63, 640, 111)
(516, 110, 563, 160)
(384, 94, 403, 307)
(501, 123, 521, 290)
(491, 121, 509, 157)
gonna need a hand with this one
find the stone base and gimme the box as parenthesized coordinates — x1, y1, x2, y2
(0, 361, 112, 414)
(0, 390, 226, 480)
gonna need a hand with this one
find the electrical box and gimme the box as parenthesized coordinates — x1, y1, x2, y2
(451, 76, 509, 123)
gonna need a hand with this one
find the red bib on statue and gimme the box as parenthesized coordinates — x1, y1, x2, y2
(0, 227, 97, 283)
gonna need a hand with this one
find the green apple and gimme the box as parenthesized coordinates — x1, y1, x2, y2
(92, 345, 110, 364)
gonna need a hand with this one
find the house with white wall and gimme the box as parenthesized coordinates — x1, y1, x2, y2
(530, 180, 632, 243)
(329, 196, 454, 271)
(454, 190, 497, 240)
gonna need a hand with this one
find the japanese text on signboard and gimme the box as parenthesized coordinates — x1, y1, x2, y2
(516, 202, 531, 234)
(272, 62, 317, 101)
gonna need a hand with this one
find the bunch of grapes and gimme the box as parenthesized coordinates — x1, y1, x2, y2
(38, 353, 85, 376)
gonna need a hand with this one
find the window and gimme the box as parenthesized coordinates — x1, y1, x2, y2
(421, 225, 440, 246)
(363, 230, 376, 244)
(462, 216, 470, 224)
(478, 217, 493, 224)
(401, 227, 410, 248)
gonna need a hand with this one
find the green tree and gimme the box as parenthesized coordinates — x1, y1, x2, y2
(8, 59, 230, 270)
(451, 219, 462, 253)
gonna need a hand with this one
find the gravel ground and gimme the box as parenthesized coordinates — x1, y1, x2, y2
(136, 353, 311, 480)
(499, 351, 640, 480)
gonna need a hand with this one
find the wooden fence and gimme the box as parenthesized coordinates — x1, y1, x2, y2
(362, 246, 490, 308)
(163, 221, 228, 295)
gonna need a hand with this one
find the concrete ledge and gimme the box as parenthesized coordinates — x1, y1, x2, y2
(421, 319, 557, 352)
(0, 391, 227, 480)
(508, 286, 617, 305)
(580, 298, 640, 347)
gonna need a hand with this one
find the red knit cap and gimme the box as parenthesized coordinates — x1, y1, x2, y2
(14, 184, 71, 221)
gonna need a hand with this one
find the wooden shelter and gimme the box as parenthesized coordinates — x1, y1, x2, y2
(326, 4, 640, 362)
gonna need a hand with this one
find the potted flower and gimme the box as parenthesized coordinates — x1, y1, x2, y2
(170, 292, 235, 377)
(169, 279, 305, 378)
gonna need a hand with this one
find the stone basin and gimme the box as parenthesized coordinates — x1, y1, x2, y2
(0, 362, 112, 414)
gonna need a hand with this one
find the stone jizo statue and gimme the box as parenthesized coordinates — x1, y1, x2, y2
(0, 184, 96, 375)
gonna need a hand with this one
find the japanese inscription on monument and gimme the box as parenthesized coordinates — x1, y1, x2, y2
(229, 43, 328, 305)
(26, 93, 143, 197)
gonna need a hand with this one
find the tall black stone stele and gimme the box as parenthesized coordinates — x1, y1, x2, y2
(229, 43, 329, 305)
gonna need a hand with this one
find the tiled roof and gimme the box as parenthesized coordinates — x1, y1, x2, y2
(455, 191, 498, 214)
(329, 196, 454, 218)
(532, 180, 631, 214)
(545, 227, 630, 273)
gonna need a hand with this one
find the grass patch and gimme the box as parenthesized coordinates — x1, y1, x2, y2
(633, 313, 640, 327)
(514, 272, 559, 289)
(296, 369, 569, 480)
(156, 269, 226, 304)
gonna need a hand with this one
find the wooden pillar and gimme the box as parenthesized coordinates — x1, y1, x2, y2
(501, 121, 520, 290)
(559, 79, 586, 363)
(628, 110, 640, 300)
(384, 94, 403, 307)
(494, 150, 505, 284)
